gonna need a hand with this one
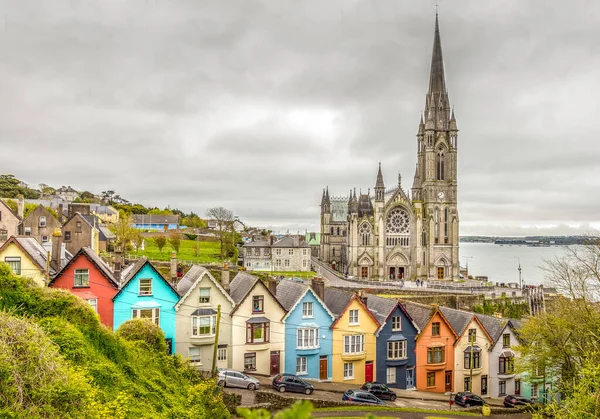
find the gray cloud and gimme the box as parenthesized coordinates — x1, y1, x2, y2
(1, 0, 599, 234)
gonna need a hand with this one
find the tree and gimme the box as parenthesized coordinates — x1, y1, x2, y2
(206, 207, 235, 259)
(39, 183, 56, 198)
(0, 174, 39, 198)
(132, 230, 144, 253)
(154, 235, 167, 254)
(168, 232, 181, 253)
(116, 318, 168, 353)
(112, 215, 137, 252)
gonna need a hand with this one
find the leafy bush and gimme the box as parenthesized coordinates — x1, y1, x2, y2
(116, 318, 168, 353)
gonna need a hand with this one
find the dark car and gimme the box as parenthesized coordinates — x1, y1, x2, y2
(342, 389, 386, 405)
(503, 395, 535, 408)
(454, 392, 486, 408)
(360, 382, 397, 401)
(272, 373, 314, 395)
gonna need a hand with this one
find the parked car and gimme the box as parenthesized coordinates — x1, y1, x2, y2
(454, 392, 486, 407)
(217, 369, 260, 390)
(342, 389, 386, 405)
(503, 395, 535, 408)
(272, 373, 314, 395)
(360, 382, 397, 401)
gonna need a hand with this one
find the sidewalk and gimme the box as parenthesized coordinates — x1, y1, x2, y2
(252, 375, 504, 407)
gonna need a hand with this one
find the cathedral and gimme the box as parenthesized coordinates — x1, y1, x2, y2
(319, 14, 459, 281)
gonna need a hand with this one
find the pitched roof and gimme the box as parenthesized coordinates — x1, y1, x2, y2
(0, 198, 20, 219)
(439, 306, 474, 337)
(323, 287, 354, 317)
(271, 236, 310, 248)
(229, 271, 258, 304)
(175, 265, 235, 309)
(49, 247, 118, 287)
(132, 214, 180, 225)
(243, 240, 270, 248)
(0, 236, 49, 272)
(476, 314, 506, 345)
(365, 294, 398, 326)
(330, 293, 380, 330)
(276, 279, 307, 311)
(402, 301, 437, 330)
(112, 257, 178, 301)
(305, 232, 320, 246)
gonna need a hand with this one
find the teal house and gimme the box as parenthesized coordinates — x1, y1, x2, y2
(113, 257, 179, 353)
(277, 278, 334, 380)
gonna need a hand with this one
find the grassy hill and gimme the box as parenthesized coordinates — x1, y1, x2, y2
(129, 238, 225, 263)
(0, 263, 230, 419)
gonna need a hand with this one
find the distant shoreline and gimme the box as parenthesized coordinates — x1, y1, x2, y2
(460, 235, 596, 246)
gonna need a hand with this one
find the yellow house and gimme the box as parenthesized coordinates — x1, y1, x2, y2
(325, 289, 380, 384)
(0, 236, 52, 286)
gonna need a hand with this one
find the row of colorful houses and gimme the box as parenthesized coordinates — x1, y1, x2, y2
(1, 242, 550, 400)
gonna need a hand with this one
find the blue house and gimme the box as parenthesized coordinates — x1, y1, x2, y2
(113, 257, 179, 353)
(131, 214, 180, 231)
(367, 296, 420, 389)
(277, 278, 334, 381)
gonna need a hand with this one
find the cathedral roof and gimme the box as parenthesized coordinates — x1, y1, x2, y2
(357, 194, 374, 217)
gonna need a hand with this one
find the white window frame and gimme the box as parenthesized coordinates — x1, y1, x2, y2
(302, 302, 314, 318)
(386, 367, 396, 384)
(39, 216, 46, 227)
(297, 328, 319, 349)
(388, 340, 407, 360)
(132, 308, 160, 326)
(74, 268, 89, 286)
(343, 335, 364, 354)
(189, 347, 201, 363)
(302, 260, 307, 268)
(139, 278, 152, 295)
(191, 315, 217, 337)
(41, 235, 49, 243)
(392, 316, 401, 331)
(4, 256, 21, 275)
(87, 298, 98, 313)
(24, 227, 32, 236)
(296, 357, 307, 374)
(349, 309, 359, 325)
(217, 347, 227, 361)
(343, 362, 354, 379)
(284, 259, 290, 267)
(198, 287, 210, 304)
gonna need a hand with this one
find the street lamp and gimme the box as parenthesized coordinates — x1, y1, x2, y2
(463, 256, 473, 277)
(514, 257, 522, 289)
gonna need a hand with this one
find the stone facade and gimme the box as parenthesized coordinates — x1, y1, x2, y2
(62, 213, 100, 255)
(243, 236, 311, 272)
(20, 205, 62, 246)
(319, 15, 459, 281)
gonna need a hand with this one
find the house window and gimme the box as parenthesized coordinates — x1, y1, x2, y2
(276, 249, 281, 255)
(515, 379, 521, 395)
(217, 346, 227, 361)
(427, 346, 444, 364)
(246, 262, 251, 267)
(426, 372, 435, 387)
(4, 257, 21, 275)
(41, 235, 49, 243)
(246, 321, 270, 343)
(391, 316, 401, 331)
(244, 353, 256, 371)
(254, 248, 260, 256)
(297, 328, 319, 348)
(386, 368, 396, 384)
(191, 315, 216, 337)
(264, 248, 270, 256)
(76, 221, 82, 232)
(252, 296, 264, 313)
(296, 357, 307, 374)
(531, 383, 538, 399)
(468, 328, 476, 343)
(189, 347, 201, 363)
(289, 249, 293, 255)
(198, 288, 210, 304)
(431, 322, 440, 336)
(302, 260, 307, 268)
(343, 335, 364, 354)
(39, 216, 46, 227)
(87, 298, 98, 313)
(499, 356, 514, 374)
(332, 248, 336, 256)
(74, 268, 89, 287)
(464, 350, 481, 369)
(24, 227, 32, 236)
(303, 249, 307, 255)
(132, 308, 160, 326)
(499, 380, 507, 396)
(64, 231, 71, 241)
(276, 259, 281, 267)
(343, 362, 354, 379)
(349, 309, 359, 325)
(284, 259, 290, 267)
(464, 377, 471, 392)
(302, 302, 314, 318)
(388, 340, 407, 359)
(139, 278, 152, 295)
(502, 333, 511, 348)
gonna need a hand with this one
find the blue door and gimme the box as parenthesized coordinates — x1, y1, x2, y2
(406, 368, 414, 388)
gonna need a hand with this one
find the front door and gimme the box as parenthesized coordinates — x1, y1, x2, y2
(270, 351, 280, 376)
(445, 370, 452, 392)
(481, 375, 488, 396)
(389, 267, 395, 280)
(319, 356, 328, 380)
(365, 361, 374, 383)
(398, 267, 405, 280)
(361, 266, 368, 278)
(406, 368, 414, 388)
(437, 267, 444, 280)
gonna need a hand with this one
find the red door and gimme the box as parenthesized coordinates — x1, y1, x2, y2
(365, 361, 374, 383)
(270, 351, 280, 376)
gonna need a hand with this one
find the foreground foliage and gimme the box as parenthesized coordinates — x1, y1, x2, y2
(0, 263, 229, 418)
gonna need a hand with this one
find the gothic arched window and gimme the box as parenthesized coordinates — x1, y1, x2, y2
(422, 228, 427, 246)
(444, 207, 449, 241)
(436, 150, 445, 180)
(359, 223, 372, 246)
(434, 208, 439, 244)
(337, 227, 340, 236)
(330, 227, 334, 235)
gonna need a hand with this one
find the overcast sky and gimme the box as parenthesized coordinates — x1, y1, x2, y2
(1, 0, 599, 236)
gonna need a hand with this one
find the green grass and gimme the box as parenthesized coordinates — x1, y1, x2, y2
(266, 271, 317, 278)
(313, 406, 478, 416)
(128, 239, 226, 263)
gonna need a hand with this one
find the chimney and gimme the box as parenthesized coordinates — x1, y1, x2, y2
(50, 228, 63, 272)
(221, 261, 230, 292)
(113, 246, 122, 283)
(356, 289, 367, 306)
(58, 203, 64, 224)
(170, 252, 177, 284)
(267, 278, 277, 296)
(17, 194, 24, 220)
(311, 277, 325, 301)
(270, 235, 275, 245)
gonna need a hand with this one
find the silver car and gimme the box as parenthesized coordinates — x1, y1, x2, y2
(217, 369, 260, 390)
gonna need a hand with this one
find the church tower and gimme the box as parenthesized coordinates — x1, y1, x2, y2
(319, 187, 332, 263)
(412, 13, 459, 280)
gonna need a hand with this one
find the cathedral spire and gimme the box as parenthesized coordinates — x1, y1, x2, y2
(375, 162, 385, 188)
(428, 13, 447, 97)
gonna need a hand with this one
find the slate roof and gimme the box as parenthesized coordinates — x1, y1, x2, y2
(476, 314, 506, 344)
(119, 257, 148, 287)
(276, 279, 308, 311)
(305, 232, 320, 246)
(323, 287, 354, 317)
(439, 306, 474, 337)
(365, 294, 399, 326)
(50, 247, 118, 287)
(12, 236, 51, 271)
(132, 214, 180, 225)
(272, 235, 310, 248)
(243, 240, 270, 248)
(177, 265, 208, 296)
(229, 271, 259, 304)
(402, 301, 437, 330)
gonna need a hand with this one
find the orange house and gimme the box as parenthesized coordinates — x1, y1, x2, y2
(404, 302, 458, 393)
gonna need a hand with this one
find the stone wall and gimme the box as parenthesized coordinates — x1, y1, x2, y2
(254, 391, 372, 411)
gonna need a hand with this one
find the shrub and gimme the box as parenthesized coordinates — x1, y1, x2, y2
(116, 318, 168, 353)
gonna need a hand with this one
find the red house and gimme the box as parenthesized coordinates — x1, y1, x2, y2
(49, 247, 119, 328)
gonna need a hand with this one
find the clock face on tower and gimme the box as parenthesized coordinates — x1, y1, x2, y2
(437, 191, 445, 200)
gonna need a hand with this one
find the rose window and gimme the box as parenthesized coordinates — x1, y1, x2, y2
(386, 208, 410, 234)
